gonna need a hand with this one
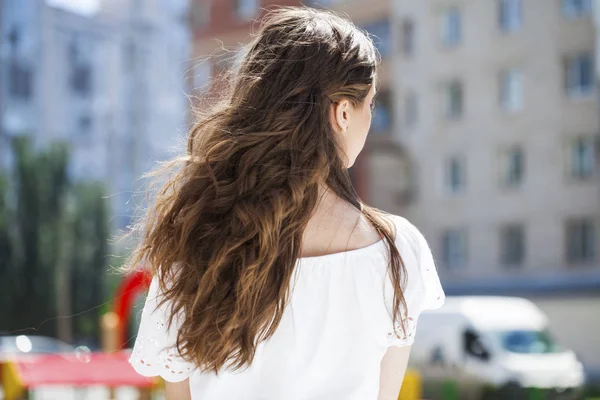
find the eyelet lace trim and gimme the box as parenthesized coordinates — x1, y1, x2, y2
(128, 277, 196, 382)
(129, 334, 194, 381)
(386, 314, 417, 345)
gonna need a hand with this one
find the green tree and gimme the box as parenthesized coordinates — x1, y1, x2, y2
(6, 137, 68, 336)
(0, 172, 15, 327)
(69, 182, 109, 340)
(0, 136, 110, 343)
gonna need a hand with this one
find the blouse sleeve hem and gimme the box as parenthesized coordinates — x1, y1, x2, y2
(128, 353, 193, 382)
(387, 337, 415, 348)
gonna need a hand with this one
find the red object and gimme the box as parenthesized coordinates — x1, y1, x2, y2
(10, 351, 154, 388)
(114, 269, 153, 348)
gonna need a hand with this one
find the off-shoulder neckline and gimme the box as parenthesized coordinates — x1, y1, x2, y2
(297, 237, 386, 262)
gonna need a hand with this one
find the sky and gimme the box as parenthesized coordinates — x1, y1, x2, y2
(46, 0, 99, 15)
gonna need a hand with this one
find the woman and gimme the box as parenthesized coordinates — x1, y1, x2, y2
(127, 6, 444, 400)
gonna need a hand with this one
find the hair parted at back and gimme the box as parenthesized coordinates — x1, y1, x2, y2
(124, 6, 408, 374)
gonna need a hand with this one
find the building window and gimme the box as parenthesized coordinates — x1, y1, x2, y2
(443, 229, 467, 269)
(123, 42, 136, 72)
(68, 42, 92, 96)
(446, 156, 466, 193)
(234, 0, 259, 20)
(565, 53, 594, 97)
(507, 149, 524, 186)
(562, 0, 592, 17)
(78, 115, 93, 134)
(70, 65, 92, 96)
(498, 0, 522, 33)
(444, 81, 463, 119)
(401, 19, 415, 56)
(502, 147, 525, 187)
(8, 24, 32, 99)
(568, 136, 596, 179)
(363, 20, 391, 57)
(566, 219, 595, 263)
(404, 91, 418, 127)
(500, 225, 525, 266)
(371, 91, 392, 133)
(439, 8, 462, 47)
(9, 60, 33, 100)
(499, 69, 523, 112)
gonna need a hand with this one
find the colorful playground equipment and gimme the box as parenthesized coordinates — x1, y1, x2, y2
(0, 270, 155, 400)
(1, 351, 156, 399)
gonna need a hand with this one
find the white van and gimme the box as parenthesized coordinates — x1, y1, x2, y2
(409, 296, 585, 400)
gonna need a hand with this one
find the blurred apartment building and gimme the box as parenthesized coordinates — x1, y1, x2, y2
(0, 0, 44, 165)
(0, 0, 191, 230)
(393, 0, 598, 296)
(391, 0, 600, 375)
(192, 0, 600, 378)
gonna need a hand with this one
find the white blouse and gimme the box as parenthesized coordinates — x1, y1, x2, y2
(129, 214, 445, 399)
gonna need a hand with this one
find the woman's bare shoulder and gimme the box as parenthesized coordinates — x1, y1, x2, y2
(300, 203, 383, 258)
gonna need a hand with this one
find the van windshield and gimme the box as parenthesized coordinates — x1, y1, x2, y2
(494, 330, 562, 354)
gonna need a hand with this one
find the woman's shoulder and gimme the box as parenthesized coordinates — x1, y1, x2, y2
(301, 206, 382, 258)
(384, 213, 430, 254)
(386, 213, 445, 310)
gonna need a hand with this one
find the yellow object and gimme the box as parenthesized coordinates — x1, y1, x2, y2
(100, 312, 120, 353)
(398, 368, 422, 400)
(1, 361, 25, 400)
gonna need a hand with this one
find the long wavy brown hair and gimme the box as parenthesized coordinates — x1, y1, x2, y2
(124, 6, 407, 374)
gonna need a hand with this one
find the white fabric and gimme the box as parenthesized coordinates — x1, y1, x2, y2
(129, 214, 445, 399)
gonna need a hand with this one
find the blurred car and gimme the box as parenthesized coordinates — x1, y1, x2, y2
(0, 335, 76, 400)
(409, 296, 585, 400)
(0, 335, 75, 362)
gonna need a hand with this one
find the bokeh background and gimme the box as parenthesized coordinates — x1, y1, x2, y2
(0, 0, 599, 399)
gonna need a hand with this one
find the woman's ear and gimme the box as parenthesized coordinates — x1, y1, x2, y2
(330, 99, 350, 134)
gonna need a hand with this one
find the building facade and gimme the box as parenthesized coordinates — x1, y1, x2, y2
(95, 0, 192, 229)
(393, 0, 599, 289)
(0, 0, 44, 167)
(0, 0, 191, 231)
(392, 0, 600, 375)
(41, 6, 114, 180)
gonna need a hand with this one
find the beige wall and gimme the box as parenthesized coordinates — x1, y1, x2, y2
(366, 143, 412, 212)
(387, 0, 600, 284)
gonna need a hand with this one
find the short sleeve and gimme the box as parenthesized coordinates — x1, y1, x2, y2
(128, 274, 197, 382)
(386, 216, 445, 347)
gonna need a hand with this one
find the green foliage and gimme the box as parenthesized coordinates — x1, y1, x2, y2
(69, 182, 110, 339)
(0, 136, 110, 343)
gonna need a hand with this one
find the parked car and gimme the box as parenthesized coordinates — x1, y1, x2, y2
(0, 335, 76, 399)
(0, 335, 74, 362)
(409, 296, 585, 400)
